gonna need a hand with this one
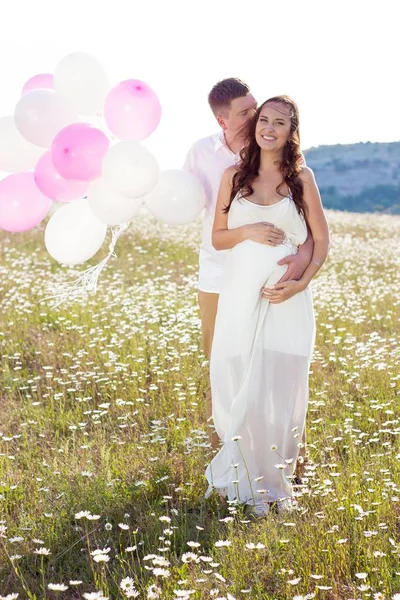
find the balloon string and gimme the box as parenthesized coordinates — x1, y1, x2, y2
(41, 221, 130, 308)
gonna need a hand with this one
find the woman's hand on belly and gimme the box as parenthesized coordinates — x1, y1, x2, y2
(261, 279, 306, 303)
(244, 222, 286, 246)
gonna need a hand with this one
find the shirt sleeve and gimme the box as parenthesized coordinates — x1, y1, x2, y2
(183, 145, 196, 173)
(182, 142, 210, 207)
(182, 143, 207, 188)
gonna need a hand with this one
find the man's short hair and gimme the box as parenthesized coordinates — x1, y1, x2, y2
(208, 78, 250, 117)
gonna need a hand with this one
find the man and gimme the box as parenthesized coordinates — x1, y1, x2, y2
(183, 79, 313, 476)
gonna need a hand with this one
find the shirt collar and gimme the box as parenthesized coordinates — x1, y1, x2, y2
(214, 130, 239, 157)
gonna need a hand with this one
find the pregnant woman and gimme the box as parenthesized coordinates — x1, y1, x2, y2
(204, 95, 330, 516)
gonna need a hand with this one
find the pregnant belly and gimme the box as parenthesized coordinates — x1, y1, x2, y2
(222, 240, 296, 293)
(213, 240, 300, 361)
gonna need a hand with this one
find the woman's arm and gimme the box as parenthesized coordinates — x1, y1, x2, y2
(263, 167, 330, 303)
(212, 167, 286, 250)
(296, 167, 330, 286)
(276, 151, 313, 281)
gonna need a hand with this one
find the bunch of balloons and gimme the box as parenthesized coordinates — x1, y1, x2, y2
(0, 52, 205, 266)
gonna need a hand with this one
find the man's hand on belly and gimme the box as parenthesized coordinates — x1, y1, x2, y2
(261, 279, 305, 303)
(276, 236, 314, 282)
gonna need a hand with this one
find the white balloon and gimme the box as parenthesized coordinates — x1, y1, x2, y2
(14, 89, 77, 148)
(88, 177, 143, 225)
(144, 170, 205, 225)
(102, 141, 160, 198)
(54, 52, 109, 115)
(0, 116, 45, 172)
(45, 198, 107, 265)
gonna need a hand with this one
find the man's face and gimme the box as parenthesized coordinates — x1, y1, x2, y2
(217, 94, 257, 137)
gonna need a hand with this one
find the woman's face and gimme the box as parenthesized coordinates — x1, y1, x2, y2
(255, 102, 292, 152)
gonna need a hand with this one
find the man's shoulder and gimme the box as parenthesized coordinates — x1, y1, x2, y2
(188, 132, 220, 155)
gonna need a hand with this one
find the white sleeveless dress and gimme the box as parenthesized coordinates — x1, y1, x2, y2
(205, 192, 316, 504)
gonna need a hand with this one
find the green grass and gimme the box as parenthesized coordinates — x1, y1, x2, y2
(0, 209, 399, 600)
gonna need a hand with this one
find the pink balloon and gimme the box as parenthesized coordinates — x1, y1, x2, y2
(0, 172, 52, 232)
(21, 73, 54, 95)
(51, 123, 109, 181)
(34, 151, 89, 202)
(104, 79, 162, 141)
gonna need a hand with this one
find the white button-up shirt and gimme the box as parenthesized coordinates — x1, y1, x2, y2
(183, 131, 239, 293)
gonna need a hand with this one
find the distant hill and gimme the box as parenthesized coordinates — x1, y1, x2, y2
(304, 141, 400, 214)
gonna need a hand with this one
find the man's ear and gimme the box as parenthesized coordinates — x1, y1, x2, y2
(217, 115, 227, 130)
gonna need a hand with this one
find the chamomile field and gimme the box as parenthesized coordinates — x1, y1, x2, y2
(0, 209, 399, 600)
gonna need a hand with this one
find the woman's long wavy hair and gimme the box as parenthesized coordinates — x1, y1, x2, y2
(225, 95, 306, 218)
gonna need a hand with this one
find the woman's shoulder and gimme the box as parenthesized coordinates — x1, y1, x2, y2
(298, 165, 316, 185)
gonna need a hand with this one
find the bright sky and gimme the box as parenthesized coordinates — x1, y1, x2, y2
(1, 0, 399, 170)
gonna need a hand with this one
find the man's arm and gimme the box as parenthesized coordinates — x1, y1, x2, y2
(263, 167, 329, 303)
(183, 144, 196, 175)
(277, 227, 314, 283)
(183, 144, 210, 205)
